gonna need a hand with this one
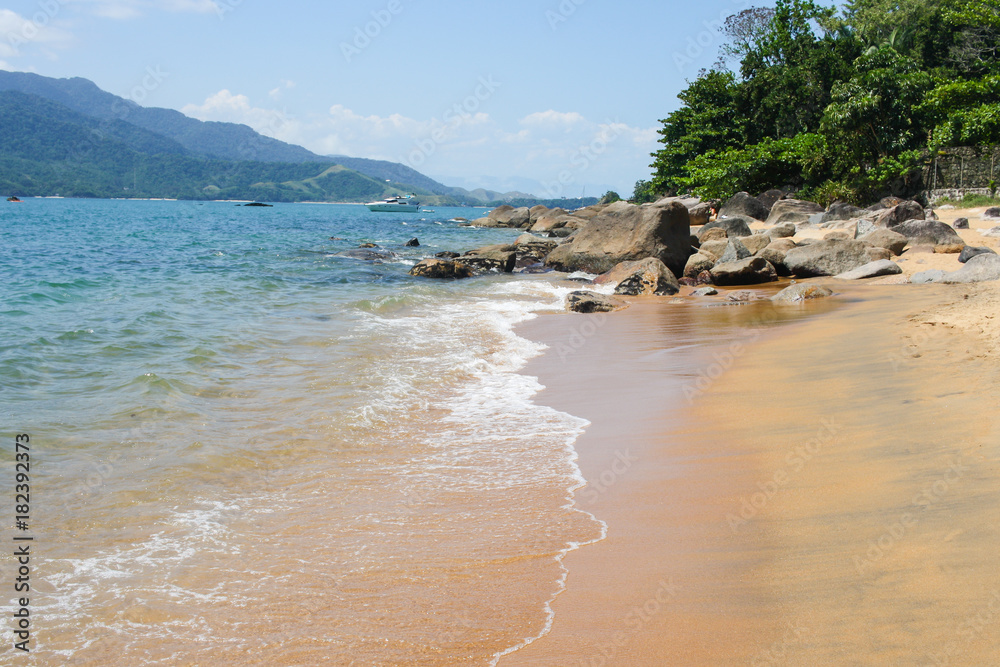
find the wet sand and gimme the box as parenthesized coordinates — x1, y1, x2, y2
(504, 281, 1000, 665)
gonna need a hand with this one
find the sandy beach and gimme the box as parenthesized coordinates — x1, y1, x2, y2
(503, 211, 1000, 665)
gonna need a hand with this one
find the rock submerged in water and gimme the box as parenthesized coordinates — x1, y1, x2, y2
(409, 258, 473, 279)
(771, 284, 834, 302)
(405, 238, 420, 247)
(565, 290, 628, 313)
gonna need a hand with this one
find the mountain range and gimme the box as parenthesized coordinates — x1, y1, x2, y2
(0, 71, 574, 205)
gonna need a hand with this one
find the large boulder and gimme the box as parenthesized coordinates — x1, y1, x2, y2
(718, 238, 753, 264)
(487, 206, 531, 228)
(487, 205, 514, 221)
(983, 207, 1000, 219)
(767, 222, 796, 239)
(531, 214, 585, 234)
(719, 192, 770, 221)
(699, 239, 728, 259)
(545, 200, 692, 277)
(710, 257, 778, 286)
(528, 205, 550, 225)
(859, 228, 908, 256)
(514, 234, 558, 263)
(959, 246, 997, 263)
(699, 227, 729, 243)
(941, 253, 1000, 283)
(740, 233, 772, 255)
(771, 284, 834, 302)
(953, 217, 970, 229)
(891, 220, 964, 247)
(409, 258, 473, 279)
(766, 199, 824, 226)
(594, 258, 680, 296)
(683, 252, 716, 278)
(757, 189, 787, 212)
(688, 202, 713, 226)
(699, 215, 754, 239)
(834, 259, 903, 280)
(821, 201, 865, 223)
(566, 291, 628, 313)
(461, 245, 517, 273)
(784, 239, 872, 277)
(875, 200, 925, 228)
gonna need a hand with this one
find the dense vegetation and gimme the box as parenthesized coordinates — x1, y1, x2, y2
(643, 0, 1000, 204)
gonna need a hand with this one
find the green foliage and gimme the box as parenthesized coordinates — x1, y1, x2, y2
(630, 179, 657, 203)
(935, 193, 1000, 207)
(599, 190, 622, 204)
(647, 0, 998, 205)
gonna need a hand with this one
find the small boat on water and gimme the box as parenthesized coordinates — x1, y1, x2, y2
(366, 195, 420, 212)
(6, 196, 22, 202)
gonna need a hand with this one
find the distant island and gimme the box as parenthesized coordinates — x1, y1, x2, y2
(0, 71, 596, 207)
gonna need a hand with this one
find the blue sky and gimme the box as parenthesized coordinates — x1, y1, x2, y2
(1, 0, 760, 196)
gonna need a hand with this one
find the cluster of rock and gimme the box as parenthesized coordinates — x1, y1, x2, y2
(406, 190, 999, 313)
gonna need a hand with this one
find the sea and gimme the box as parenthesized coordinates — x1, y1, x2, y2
(0, 199, 608, 665)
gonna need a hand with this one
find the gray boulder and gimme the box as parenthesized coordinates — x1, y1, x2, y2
(984, 207, 1000, 219)
(545, 200, 692, 277)
(959, 246, 997, 263)
(688, 202, 713, 226)
(461, 246, 517, 273)
(594, 257, 680, 296)
(912, 270, 946, 284)
(859, 228, 908, 256)
(741, 233, 772, 255)
(719, 192, 770, 221)
(984, 226, 1000, 238)
(566, 291, 628, 313)
(699, 215, 754, 239)
(409, 258, 473, 279)
(699, 240, 727, 259)
(756, 189, 786, 212)
(822, 201, 865, 223)
(784, 239, 872, 277)
(766, 199, 824, 226)
(875, 200, 925, 228)
(892, 220, 964, 247)
(718, 238, 752, 264)
(699, 227, 729, 243)
(834, 259, 903, 280)
(710, 257, 778, 286)
(691, 286, 719, 296)
(941, 253, 1000, 283)
(771, 284, 834, 302)
(767, 223, 796, 239)
(337, 248, 397, 261)
(953, 217, 970, 229)
(854, 218, 877, 238)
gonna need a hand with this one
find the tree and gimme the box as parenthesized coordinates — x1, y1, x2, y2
(599, 190, 622, 204)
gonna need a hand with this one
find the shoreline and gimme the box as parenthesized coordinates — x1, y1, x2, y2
(503, 279, 1000, 665)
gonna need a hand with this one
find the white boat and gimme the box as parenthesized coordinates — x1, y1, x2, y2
(366, 195, 420, 212)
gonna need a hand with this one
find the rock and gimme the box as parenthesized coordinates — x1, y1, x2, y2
(566, 291, 628, 313)
(709, 257, 778, 286)
(765, 199, 824, 226)
(892, 219, 964, 247)
(875, 200, 925, 228)
(741, 233, 772, 255)
(529, 205, 550, 225)
(460, 248, 516, 273)
(514, 234, 558, 262)
(912, 270, 946, 284)
(471, 216, 503, 228)
(487, 206, 531, 228)
(688, 202, 713, 226)
(718, 238, 752, 264)
(953, 217, 970, 229)
(854, 218, 877, 238)
(696, 270, 714, 285)
(726, 290, 765, 303)
(435, 251, 460, 258)
(405, 238, 420, 247)
(771, 284, 834, 302)
(934, 243, 966, 254)
(545, 200, 692, 277)
(594, 258, 680, 296)
(699, 215, 754, 239)
(359, 242, 379, 248)
(925, 208, 939, 220)
(756, 189, 786, 212)
(859, 228, 908, 256)
(984, 226, 1000, 238)
(834, 259, 903, 280)
(337, 248, 396, 261)
(691, 286, 719, 296)
(959, 246, 998, 263)
(767, 223, 796, 239)
(824, 231, 851, 241)
(409, 258, 473, 279)
(822, 201, 865, 223)
(866, 247, 892, 262)
(683, 252, 716, 279)
(941, 253, 1000, 283)
(488, 205, 514, 221)
(984, 207, 1000, 219)
(719, 192, 770, 221)
(531, 214, 585, 233)
(784, 239, 872, 277)
(699, 240, 728, 259)
(699, 227, 728, 243)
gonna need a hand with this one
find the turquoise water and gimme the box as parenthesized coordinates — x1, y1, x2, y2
(0, 199, 606, 665)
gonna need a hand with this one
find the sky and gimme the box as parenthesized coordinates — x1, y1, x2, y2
(0, 0, 759, 197)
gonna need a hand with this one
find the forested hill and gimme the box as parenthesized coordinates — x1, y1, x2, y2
(0, 90, 447, 202)
(640, 0, 999, 205)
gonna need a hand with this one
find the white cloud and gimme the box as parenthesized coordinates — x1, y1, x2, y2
(268, 80, 295, 100)
(0, 9, 73, 57)
(72, 0, 221, 20)
(179, 90, 658, 194)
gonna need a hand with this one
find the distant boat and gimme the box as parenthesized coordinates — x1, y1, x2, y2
(6, 196, 22, 202)
(366, 195, 420, 212)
